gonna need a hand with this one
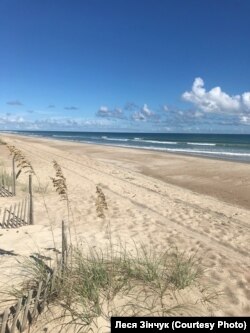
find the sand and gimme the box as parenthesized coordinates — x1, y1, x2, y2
(0, 133, 250, 329)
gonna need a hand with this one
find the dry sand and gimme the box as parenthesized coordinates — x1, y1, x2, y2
(0, 133, 250, 329)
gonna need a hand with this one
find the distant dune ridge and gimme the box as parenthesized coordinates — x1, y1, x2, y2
(0, 133, 250, 331)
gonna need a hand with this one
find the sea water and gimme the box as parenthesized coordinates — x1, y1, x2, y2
(3, 131, 250, 163)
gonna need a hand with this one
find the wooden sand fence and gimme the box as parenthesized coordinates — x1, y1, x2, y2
(0, 175, 34, 228)
(0, 195, 30, 228)
(0, 270, 57, 333)
(0, 222, 68, 333)
(0, 158, 16, 197)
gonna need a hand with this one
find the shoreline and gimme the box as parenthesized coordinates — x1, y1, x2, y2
(1, 130, 250, 165)
(2, 132, 250, 210)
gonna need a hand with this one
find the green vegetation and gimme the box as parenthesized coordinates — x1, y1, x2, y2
(0, 168, 13, 187)
(8, 243, 214, 332)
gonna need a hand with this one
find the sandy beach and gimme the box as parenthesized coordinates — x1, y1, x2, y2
(0, 133, 250, 328)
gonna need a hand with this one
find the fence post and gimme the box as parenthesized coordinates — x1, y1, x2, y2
(61, 220, 67, 274)
(12, 157, 16, 196)
(29, 174, 33, 225)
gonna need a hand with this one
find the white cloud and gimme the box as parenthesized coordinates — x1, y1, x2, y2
(241, 116, 248, 123)
(131, 104, 154, 121)
(0, 114, 24, 125)
(240, 115, 250, 125)
(0, 114, 116, 130)
(97, 106, 124, 119)
(99, 106, 109, 113)
(194, 111, 203, 118)
(141, 104, 154, 116)
(115, 108, 122, 114)
(182, 77, 250, 114)
(242, 92, 250, 109)
(132, 111, 146, 121)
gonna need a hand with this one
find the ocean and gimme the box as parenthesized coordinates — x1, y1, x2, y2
(3, 131, 250, 163)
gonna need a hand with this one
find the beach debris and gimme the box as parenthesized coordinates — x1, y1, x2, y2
(95, 185, 108, 218)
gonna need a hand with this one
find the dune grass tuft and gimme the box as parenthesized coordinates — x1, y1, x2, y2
(6, 243, 213, 332)
(167, 249, 202, 289)
(6, 144, 34, 174)
(50, 160, 68, 201)
(95, 185, 108, 218)
(0, 167, 13, 187)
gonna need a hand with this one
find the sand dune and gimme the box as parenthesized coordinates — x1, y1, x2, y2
(0, 133, 250, 328)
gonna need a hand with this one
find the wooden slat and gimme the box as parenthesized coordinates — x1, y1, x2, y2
(32, 281, 43, 317)
(12, 204, 17, 228)
(62, 220, 67, 273)
(0, 195, 32, 230)
(51, 267, 57, 292)
(40, 273, 51, 312)
(10, 298, 22, 333)
(29, 175, 33, 225)
(1, 208, 7, 227)
(7, 205, 12, 228)
(0, 265, 57, 333)
(3, 171, 5, 187)
(0, 308, 9, 333)
(21, 290, 33, 332)
(16, 202, 21, 226)
(0, 186, 12, 197)
(23, 199, 27, 225)
(12, 158, 16, 196)
(20, 200, 24, 225)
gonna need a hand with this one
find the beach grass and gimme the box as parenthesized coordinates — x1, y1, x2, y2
(0, 167, 13, 187)
(6, 242, 208, 331)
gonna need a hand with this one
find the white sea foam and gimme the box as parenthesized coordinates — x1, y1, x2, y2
(106, 144, 250, 157)
(187, 142, 216, 146)
(165, 148, 250, 156)
(101, 136, 129, 142)
(53, 135, 78, 138)
(132, 139, 177, 144)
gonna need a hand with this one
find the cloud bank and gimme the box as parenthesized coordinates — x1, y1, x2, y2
(97, 106, 124, 119)
(1, 77, 250, 132)
(0, 114, 116, 131)
(182, 77, 250, 114)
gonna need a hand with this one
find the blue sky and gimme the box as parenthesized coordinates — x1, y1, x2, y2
(0, 0, 250, 133)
